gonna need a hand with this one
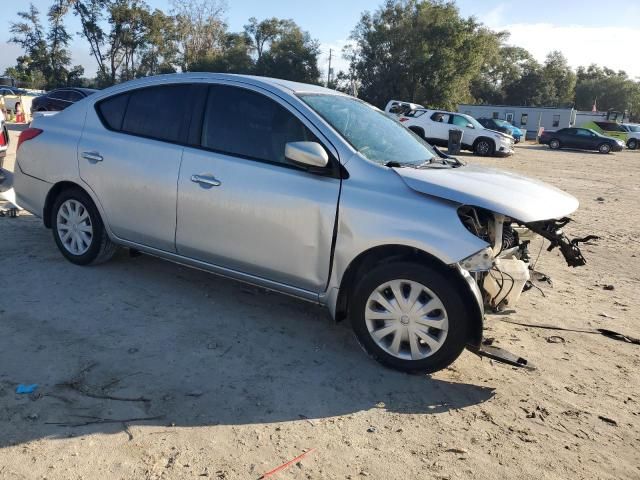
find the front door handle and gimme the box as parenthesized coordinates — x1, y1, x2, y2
(82, 151, 103, 163)
(191, 174, 221, 187)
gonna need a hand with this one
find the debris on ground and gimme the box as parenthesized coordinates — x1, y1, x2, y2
(258, 449, 315, 479)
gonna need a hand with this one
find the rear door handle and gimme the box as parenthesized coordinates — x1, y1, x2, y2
(82, 151, 103, 163)
(191, 174, 221, 187)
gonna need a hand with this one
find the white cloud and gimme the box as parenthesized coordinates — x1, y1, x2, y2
(494, 23, 640, 79)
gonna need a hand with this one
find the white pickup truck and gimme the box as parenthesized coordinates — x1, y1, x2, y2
(385, 101, 514, 157)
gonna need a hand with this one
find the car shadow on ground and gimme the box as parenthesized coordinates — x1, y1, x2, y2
(0, 215, 495, 447)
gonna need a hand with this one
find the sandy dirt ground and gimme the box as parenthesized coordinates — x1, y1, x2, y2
(1, 125, 639, 480)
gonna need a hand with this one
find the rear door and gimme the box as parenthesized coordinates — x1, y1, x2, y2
(427, 112, 451, 145)
(175, 83, 341, 293)
(78, 83, 201, 251)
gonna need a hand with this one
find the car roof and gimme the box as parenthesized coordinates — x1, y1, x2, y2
(92, 73, 344, 98)
(47, 87, 98, 94)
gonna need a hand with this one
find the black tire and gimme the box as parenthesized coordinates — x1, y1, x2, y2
(51, 187, 116, 265)
(598, 143, 611, 154)
(350, 261, 470, 374)
(628, 138, 638, 150)
(474, 138, 495, 156)
(549, 139, 561, 150)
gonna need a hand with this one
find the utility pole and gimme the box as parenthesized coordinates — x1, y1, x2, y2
(327, 48, 333, 87)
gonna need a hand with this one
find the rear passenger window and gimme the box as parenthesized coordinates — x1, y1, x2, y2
(201, 85, 315, 165)
(97, 93, 130, 131)
(121, 85, 193, 143)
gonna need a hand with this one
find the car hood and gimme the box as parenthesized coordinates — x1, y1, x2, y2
(486, 129, 513, 140)
(394, 164, 579, 223)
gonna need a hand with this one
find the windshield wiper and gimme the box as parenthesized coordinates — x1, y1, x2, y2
(384, 161, 404, 168)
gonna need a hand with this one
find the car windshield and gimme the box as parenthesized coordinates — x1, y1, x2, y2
(298, 93, 437, 166)
(464, 115, 485, 130)
(494, 119, 511, 128)
(626, 124, 640, 132)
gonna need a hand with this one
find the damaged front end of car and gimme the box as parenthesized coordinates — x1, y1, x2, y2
(457, 206, 597, 312)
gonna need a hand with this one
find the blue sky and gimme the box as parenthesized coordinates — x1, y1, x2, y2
(2, 0, 640, 79)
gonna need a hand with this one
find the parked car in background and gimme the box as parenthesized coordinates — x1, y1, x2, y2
(621, 123, 640, 150)
(30, 87, 97, 113)
(384, 99, 425, 116)
(0, 86, 28, 96)
(394, 108, 514, 156)
(581, 121, 639, 149)
(539, 127, 624, 153)
(476, 117, 523, 143)
(14, 73, 591, 373)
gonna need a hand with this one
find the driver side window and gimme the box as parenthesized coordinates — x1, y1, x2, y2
(201, 85, 316, 166)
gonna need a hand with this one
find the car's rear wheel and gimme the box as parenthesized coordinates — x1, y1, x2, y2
(51, 188, 116, 265)
(474, 139, 495, 156)
(598, 143, 611, 154)
(549, 139, 561, 150)
(350, 262, 470, 373)
(628, 138, 638, 150)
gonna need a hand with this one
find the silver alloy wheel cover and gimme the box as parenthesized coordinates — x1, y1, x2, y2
(364, 279, 449, 361)
(600, 144, 610, 153)
(550, 139, 559, 149)
(477, 141, 489, 154)
(56, 199, 94, 255)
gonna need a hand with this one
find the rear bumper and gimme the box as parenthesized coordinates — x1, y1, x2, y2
(13, 161, 51, 218)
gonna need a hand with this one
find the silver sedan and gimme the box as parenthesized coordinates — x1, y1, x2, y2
(12, 74, 588, 373)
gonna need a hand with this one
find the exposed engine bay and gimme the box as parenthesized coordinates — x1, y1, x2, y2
(458, 206, 598, 311)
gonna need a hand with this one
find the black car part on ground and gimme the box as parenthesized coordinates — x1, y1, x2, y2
(524, 217, 598, 267)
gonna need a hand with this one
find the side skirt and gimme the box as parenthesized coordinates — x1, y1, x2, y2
(112, 237, 322, 305)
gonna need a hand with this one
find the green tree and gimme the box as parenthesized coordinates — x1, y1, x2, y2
(470, 46, 533, 104)
(244, 18, 321, 83)
(170, 0, 227, 71)
(9, 2, 83, 89)
(574, 66, 640, 113)
(541, 51, 576, 106)
(189, 32, 253, 73)
(348, 0, 504, 109)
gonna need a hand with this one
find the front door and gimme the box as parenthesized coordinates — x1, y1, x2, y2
(176, 84, 341, 293)
(79, 84, 199, 251)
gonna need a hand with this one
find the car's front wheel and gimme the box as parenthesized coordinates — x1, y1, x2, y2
(474, 139, 495, 156)
(350, 262, 470, 373)
(628, 138, 638, 150)
(598, 143, 612, 154)
(51, 188, 116, 265)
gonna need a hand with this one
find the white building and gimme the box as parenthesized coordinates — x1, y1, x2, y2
(458, 104, 631, 139)
(458, 104, 576, 140)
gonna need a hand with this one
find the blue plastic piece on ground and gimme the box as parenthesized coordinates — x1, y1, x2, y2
(16, 384, 38, 394)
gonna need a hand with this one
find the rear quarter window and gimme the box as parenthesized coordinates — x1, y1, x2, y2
(96, 93, 130, 131)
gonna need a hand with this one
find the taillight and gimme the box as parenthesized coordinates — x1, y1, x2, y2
(17, 128, 43, 152)
(0, 129, 6, 147)
(399, 118, 409, 122)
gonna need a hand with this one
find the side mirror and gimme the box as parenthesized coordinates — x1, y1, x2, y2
(285, 141, 329, 168)
(466, 123, 474, 129)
